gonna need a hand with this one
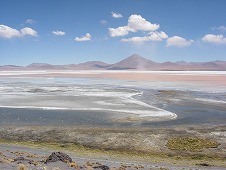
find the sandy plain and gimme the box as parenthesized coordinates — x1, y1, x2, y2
(1, 70, 226, 86)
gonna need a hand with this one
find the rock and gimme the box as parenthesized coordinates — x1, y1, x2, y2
(196, 163, 212, 167)
(14, 157, 25, 161)
(45, 152, 72, 164)
(14, 157, 37, 166)
(93, 165, 110, 170)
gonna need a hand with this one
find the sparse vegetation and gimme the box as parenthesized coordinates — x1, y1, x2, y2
(70, 162, 79, 168)
(159, 168, 169, 170)
(0, 125, 226, 168)
(0, 139, 226, 168)
(167, 137, 219, 151)
(18, 164, 27, 170)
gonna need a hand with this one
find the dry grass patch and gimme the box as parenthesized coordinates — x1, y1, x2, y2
(18, 163, 27, 170)
(167, 137, 219, 151)
(70, 162, 79, 168)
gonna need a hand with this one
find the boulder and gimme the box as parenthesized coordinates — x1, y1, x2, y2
(94, 165, 110, 170)
(14, 157, 25, 161)
(45, 152, 72, 164)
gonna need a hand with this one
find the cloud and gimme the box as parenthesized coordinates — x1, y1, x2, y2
(218, 26, 226, 31)
(109, 26, 130, 37)
(0, 25, 20, 38)
(128, 15, 159, 32)
(25, 19, 36, 25)
(202, 34, 226, 44)
(148, 31, 168, 41)
(167, 36, 193, 47)
(20, 27, 37, 36)
(0, 24, 37, 38)
(111, 12, 123, 18)
(121, 31, 168, 43)
(212, 26, 226, 32)
(52, 30, 66, 36)
(75, 33, 91, 41)
(109, 14, 159, 37)
(100, 20, 107, 25)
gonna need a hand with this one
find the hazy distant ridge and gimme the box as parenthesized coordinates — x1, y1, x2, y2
(1, 54, 226, 71)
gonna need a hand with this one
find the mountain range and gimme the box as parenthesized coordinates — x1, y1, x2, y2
(1, 54, 226, 71)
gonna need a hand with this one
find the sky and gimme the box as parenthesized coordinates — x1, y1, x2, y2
(0, 0, 226, 66)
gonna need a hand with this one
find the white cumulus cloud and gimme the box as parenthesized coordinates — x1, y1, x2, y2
(75, 33, 91, 42)
(121, 31, 168, 43)
(111, 12, 123, 18)
(166, 36, 193, 47)
(52, 30, 66, 36)
(109, 14, 159, 37)
(202, 34, 226, 44)
(0, 24, 37, 38)
(0, 25, 20, 38)
(108, 26, 131, 37)
(128, 15, 159, 32)
(148, 31, 168, 41)
(121, 36, 149, 43)
(21, 27, 37, 36)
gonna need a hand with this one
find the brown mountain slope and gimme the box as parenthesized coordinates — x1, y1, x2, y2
(1, 54, 226, 71)
(106, 54, 159, 70)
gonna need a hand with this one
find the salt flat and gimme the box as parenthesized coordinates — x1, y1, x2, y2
(0, 77, 177, 121)
(0, 70, 226, 126)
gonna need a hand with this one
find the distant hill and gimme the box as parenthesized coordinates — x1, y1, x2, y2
(69, 61, 109, 70)
(26, 63, 66, 70)
(0, 65, 23, 70)
(1, 54, 226, 71)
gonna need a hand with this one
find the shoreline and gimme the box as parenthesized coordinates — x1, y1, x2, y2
(0, 105, 177, 120)
(1, 70, 226, 86)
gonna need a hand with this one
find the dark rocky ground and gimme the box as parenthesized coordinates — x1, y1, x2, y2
(0, 124, 226, 169)
(0, 144, 225, 170)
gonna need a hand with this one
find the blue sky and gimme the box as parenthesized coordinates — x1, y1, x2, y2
(0, 0, 226, 66)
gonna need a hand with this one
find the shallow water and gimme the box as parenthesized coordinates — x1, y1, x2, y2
(0, 77, 226, 128)
(0, 108, 123, 127)
(135, 89, 226, 126)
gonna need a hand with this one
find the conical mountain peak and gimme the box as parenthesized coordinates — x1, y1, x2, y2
(106, 54, 157, 70)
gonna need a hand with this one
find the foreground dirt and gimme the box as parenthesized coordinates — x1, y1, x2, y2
(0, 125, 226, 169)
(0, 144, 225, 170)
